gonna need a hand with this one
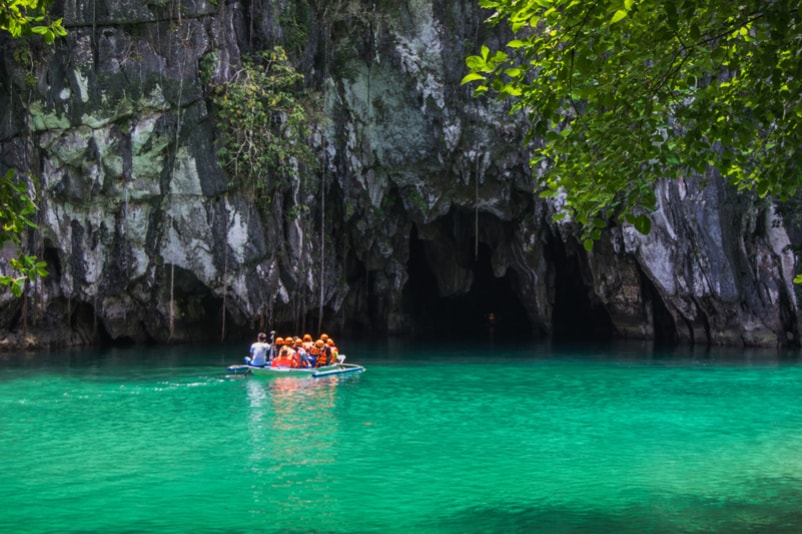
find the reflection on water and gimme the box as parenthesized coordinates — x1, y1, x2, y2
(244, 375, 350, 511)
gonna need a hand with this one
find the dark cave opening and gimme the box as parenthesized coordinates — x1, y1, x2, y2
(549, 238, 616, 342)
(405, 227, 533, 340)
(641, 268, 678, 346)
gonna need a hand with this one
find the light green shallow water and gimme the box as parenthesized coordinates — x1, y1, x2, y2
(1, 341, 802, 533)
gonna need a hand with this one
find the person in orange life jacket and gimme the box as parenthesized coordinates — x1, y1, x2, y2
(278, 338, 300, 368)
(290, 338, 307, 368)
(288, 345, 300, 368)
(308, 340, 320, 365)
(295, 338, 314, 368)
(314, 340, 329, 367)
(326, 338, 340, 363)
(271, 337, 294, 367)
(320, 334, 339, 364)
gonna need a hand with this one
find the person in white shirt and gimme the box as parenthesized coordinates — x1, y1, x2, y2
(247, 332, 271, 366)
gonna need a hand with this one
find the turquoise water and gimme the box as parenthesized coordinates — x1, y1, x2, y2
(1, 341, 802, 533)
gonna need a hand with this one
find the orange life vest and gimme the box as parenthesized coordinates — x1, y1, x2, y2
(316, 347, 330, 367)
(272, 346, 296, 367)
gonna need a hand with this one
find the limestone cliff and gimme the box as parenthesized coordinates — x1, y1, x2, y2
(0, 0, 797, 348)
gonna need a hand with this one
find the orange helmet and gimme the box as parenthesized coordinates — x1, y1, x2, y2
(316, 340, 324, 347)
(303, 333, 312, 342)
(320, 333, 329, 341)
(275, 337, 284, 345)
(326, 339, 334, 346)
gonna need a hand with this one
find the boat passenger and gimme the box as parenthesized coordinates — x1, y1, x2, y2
(308, 340, 320, 364)
(279, 337, 293, 357)
(247, 332, 270, 367)
(314, 339, 329, 367)
(302, 333, 313, 352)
(295, 339, 314, 368)
(326, 338, 340, 363)
(272, 337, 297, 367)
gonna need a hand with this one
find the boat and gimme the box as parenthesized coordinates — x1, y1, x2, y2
(227, 357, 365, 378)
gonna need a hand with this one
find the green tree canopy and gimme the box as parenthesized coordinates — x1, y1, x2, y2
(464, 0, 802, 249)
(1, 0, 66, 43)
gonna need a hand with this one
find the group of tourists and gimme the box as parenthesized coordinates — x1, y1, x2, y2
(246, 331, 340, 369)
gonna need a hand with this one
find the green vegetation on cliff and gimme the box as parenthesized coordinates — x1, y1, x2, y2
(205, 46, 319, 206)
(464, 0, 802, 250)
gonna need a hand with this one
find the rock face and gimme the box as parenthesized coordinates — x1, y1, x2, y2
(0, 0, 798, 348)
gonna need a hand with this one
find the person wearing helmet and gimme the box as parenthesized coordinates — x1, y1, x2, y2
(326, 338, 341, 363)
(246, 332, 270, 367)
(314, 339, 328, 367)
(302, 334, 314, 354)
(295, 338, 314, 368)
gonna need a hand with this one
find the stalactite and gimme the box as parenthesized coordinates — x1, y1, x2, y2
(166, 22, 191, 342)
(318, 165, 326, 334)
(221, 250, 227, 342)
(22, 281, 28, 335)
(475, 154, 479, 261)
(169, 263, 175, 340)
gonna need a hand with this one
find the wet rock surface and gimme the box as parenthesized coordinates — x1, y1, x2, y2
(0, 0, 797, 349)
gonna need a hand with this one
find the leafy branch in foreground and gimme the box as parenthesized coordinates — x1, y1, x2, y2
(0, 169, 47, 297)
(464, 0, 802, 250)
(0, 0, 66, 43)
(1, 0, 62, 297)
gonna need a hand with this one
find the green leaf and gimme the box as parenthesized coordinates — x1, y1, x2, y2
(610, 10, 628, 24)
(632, 214, 652, 235)
(465, 56, 486, 70)
(461, 72, 486, 85)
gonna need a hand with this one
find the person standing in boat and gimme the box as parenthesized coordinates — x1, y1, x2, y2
(247, 332, 271, 367)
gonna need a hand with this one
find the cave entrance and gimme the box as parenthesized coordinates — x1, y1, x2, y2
(549, 238, 616, 342)
(405, 227, 533, 340)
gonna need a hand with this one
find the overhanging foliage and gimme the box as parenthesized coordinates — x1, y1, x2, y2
(464, 0, 802, 250)
(0, 0, 66, 43)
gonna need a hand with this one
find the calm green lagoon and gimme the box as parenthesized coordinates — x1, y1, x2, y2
(1, 340, 801, 533)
